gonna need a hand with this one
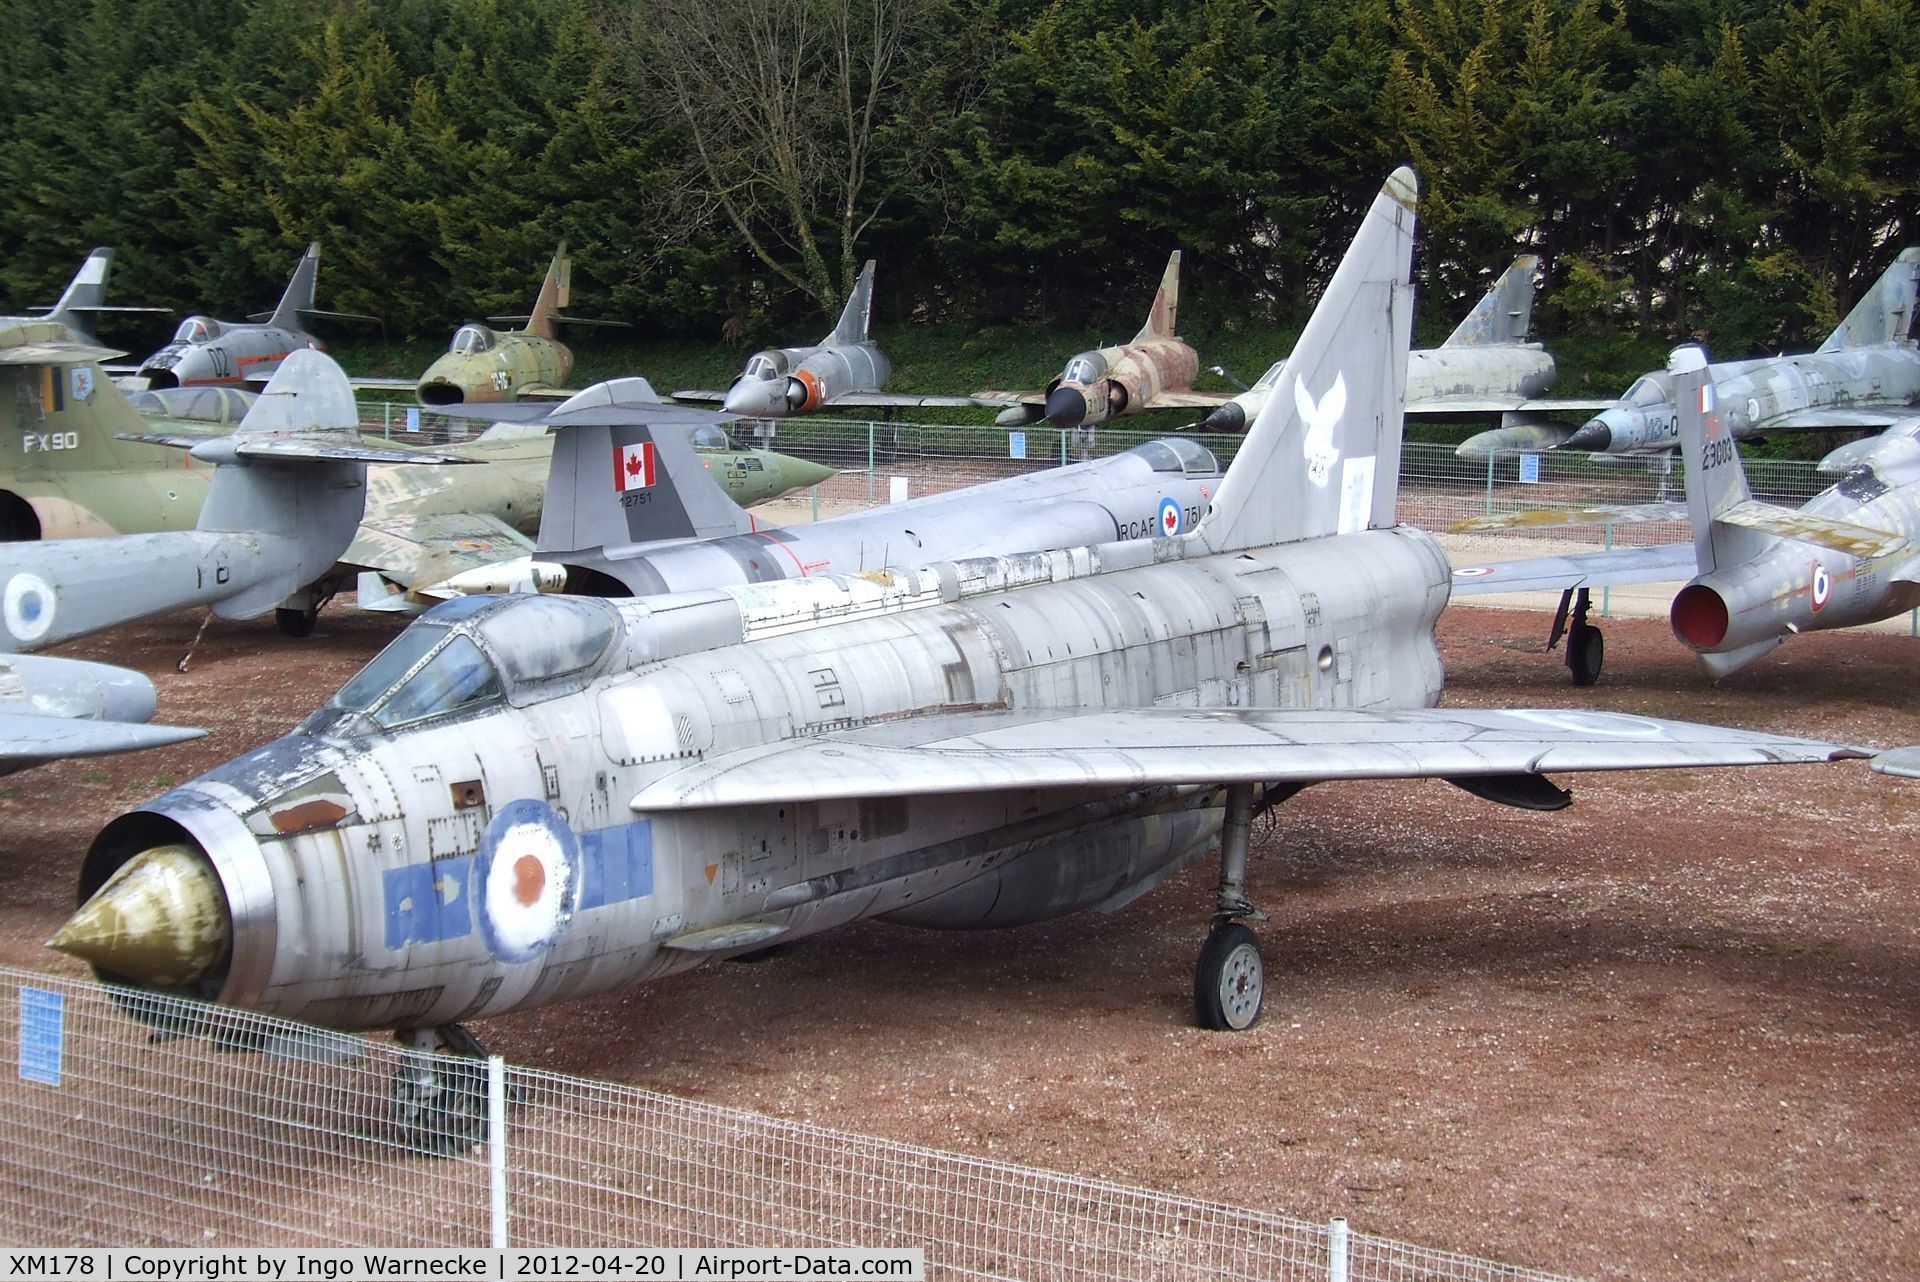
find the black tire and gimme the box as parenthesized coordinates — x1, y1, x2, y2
(1567, 626, 1604, 687)
(1194, 921, 1265, 1031)
(275, 605, 319, 638)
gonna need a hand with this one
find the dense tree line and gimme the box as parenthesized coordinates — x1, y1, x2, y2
(1, 0, 1914, 355)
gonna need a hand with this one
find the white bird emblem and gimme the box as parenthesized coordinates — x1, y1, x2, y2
(1295, 373, 1346, 487)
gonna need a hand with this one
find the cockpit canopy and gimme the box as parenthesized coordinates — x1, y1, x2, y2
(450, 324, 496, 356)
(1622, 375, 1670, 409)
(1126, 437, 1220, 475)
(688, 423, 737, 451)
(171, 317, 223, 345)
(1250, 359, 1286, 392)
(743, 350, 793, 381)
(1061, 352, 1108, 385)
(124, 386, 259, 424)
(305, 594, 620, 736)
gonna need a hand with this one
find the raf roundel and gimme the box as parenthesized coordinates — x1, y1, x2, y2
(1158, 496, 1183, 537)
(475, 798, 582, 963)
(2, 572, 58, 643)
(1810, 561, 1832, 611)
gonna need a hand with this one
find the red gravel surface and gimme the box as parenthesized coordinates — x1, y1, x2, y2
(1, 603, 1915, 1279)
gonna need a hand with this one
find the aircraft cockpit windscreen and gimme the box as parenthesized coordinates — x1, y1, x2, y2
(1624, 376, 1669, 408)
(1062, 353, 1108, 384)
(371, 635, 503, 729)
(1250, 359, 1286, 392)
(172, 318, 219, 345)
(744, 351, 790, 380)
(451, 325, 495, 355)
(1127, 437, 1220, 475)
(689, 423, 731, 450)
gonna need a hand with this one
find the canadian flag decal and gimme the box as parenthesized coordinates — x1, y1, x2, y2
(614, 441, 656, 492)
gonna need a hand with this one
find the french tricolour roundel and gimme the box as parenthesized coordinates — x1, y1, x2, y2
(1810, 561, 1831, 611)
(476, 798, 581, 963)
(1158, 497, 1183, 537)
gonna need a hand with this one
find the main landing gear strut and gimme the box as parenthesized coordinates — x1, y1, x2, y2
(1549, 586, 1605, 686)
(1194, 783, 1268, 1031)
(390, 1025, 491, 1155)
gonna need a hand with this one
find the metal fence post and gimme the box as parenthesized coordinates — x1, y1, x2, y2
(1483, 452, 1496, 515)
(1328, 1216, 1349, 1282)
(488, 1054, 508, 1248)
(383, 402, 392, 440)
(1602, 522, 1614, 618)
(811, 484, 821, 524)
(866, 422, 876, 503)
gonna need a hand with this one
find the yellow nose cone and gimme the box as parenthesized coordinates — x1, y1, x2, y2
(48, 845, 230, 987)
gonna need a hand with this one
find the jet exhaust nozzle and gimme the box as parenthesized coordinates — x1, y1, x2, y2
(1670, 583, 1731, 650)
(1044, 386, 1087, 428)
(49, 844, 230, 987)
(1197, 402, 1247, 434)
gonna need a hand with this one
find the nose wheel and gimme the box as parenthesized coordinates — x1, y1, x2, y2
(1193, 782, 1269, 1031)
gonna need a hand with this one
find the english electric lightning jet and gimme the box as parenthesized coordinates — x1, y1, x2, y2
(1208, 256, 1611, 442)
(408, 243, 627, 407)
(1454, 344, 1920, 683)
(1458, 250, 1920, 459)
(52, 172, 1865, 1144)
(130, 242, 373, 391)
(981, 251, 1224, 432)
(675, 261, 984, 418)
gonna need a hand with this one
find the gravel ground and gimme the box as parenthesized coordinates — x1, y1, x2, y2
(1, 600, 1915, 1280)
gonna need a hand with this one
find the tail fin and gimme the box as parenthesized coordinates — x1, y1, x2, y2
(43, 249, 114, 341)
(1132, 251, 1182, 343)
(536, 385, 754, 559)
(1816, 247, 1920, 353)
(263, 242, 322, 330)
(0, 346, 163, 483)
(826, 260, 876, 346)
(1670, 345, 1766, 575)
(527, 242, 572, 340)
(1198, 170, 1417, 552)
(1441, 255, 1537, 347)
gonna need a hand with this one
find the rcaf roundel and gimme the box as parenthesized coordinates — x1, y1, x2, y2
(476, 798, 582, 963)
(614, 440, 657, 493)
(1158, 496, 1183, 537)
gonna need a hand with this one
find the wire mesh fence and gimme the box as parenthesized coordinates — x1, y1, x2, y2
(0, 966, 1583, 1280)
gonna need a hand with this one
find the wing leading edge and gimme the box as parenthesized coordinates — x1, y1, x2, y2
(631, 706, 1864, 811)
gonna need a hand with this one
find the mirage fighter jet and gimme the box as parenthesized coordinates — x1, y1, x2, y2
(675, 261, 984, 418)
(131, 242, 373, 391)
(51, 172, 1868, 1143)
(1454, 343, 1920, 683)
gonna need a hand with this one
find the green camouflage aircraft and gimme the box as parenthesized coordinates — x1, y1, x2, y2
(0, 322, 836, 631)
(403, 242, 622, 406)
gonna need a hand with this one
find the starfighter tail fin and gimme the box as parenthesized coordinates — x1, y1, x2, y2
(535, 380, 754, 561)
(1198, 169, 1417, 553)
(1670, 345, 1765, 577)
(264, 242, 322, 331)
(1132, 251, 1182, 343)
(1816, 248, 1920, 353)
(827, 260, 877, 346)
(527, 242, 572, 340)
(1441, 255, 1537, 347)
(43, 249, 113, 341)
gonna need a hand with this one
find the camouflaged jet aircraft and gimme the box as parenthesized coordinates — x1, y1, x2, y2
(1205, 256, 1612, 441)
(407, 243, 627, 407)
(675, 261, 986, 418)
(130, 242, 373, 391)
(1457, 249, 1920, 459)
(1453, 344, 1920, 683)
(50, 173, 1868, 1145)
(981, 251, 1226, 433)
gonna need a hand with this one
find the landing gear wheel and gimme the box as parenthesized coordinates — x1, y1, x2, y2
(1194, 921, 1265, 1031)
(275, 604, 319, 638)
(389, 1026, 489, 1156)
(1567, 625, 1604, 687)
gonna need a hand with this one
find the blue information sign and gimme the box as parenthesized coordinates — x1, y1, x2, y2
(1008, 431, 1027, 460)
(19, 987, 63, 1086)
(1519, 453, 1541, 484)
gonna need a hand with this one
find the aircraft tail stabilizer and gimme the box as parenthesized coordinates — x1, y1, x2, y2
(1132, 251, 1182, 343)
(1671, 345, 1768, 576)
(1442, 255, 1538, 347)
(527, 242, 572, 340)
(1817, 248, 1920, 353)
(537, 410, 754, 561)
(827, 260, 877, 346)
(263, 242, 322, 332)
(1199, 169, 1417, 553)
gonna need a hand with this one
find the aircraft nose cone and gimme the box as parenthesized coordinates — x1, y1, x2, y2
(1045, 386, 1087, 428)
(723, 383, 769, 416)
(1197, 402, 1247, 433)
(49, 844, 230, 987)
(784, 456, 838, 489)
(1562, 416, 1616, 452)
